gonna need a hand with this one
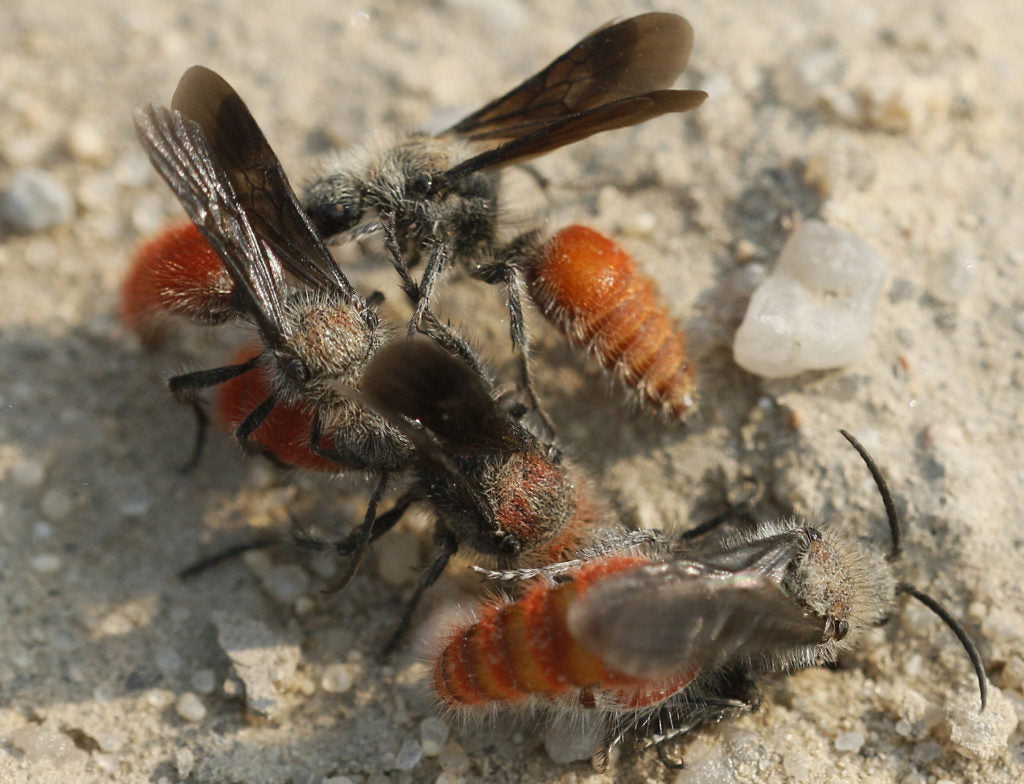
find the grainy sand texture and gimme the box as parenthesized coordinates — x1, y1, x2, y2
(1, 1, 1021, 783)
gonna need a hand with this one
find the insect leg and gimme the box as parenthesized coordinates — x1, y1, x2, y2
(409, 239, 451, 338)
(319, 472, 391, 594)
(168, 355, 263, 471)
(639, 681, 759, 770)
(678, 472, 764, 542)
(417, 310, 487, 377)
(379, 210, 422, 305)
(308, 409, 381, 471)
(180, 488, 419, 581)
(477, 254, 557, 441)
(233, 391, 279, 455)
(178, 533, 281, 579)
(382, 526, 459, 655)
(318, 487, 422, 556)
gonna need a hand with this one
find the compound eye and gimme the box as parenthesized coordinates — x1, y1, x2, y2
(500, 533, 524, 557)
(308, 199, 362, 237)
(408, 172, 432, 198)
(832, 619, 850, 641)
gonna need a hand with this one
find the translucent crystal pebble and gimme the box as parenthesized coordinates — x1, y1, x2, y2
(733, 221, 888, 378)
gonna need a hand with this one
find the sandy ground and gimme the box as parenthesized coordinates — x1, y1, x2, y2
(1, 0, 1022, 782)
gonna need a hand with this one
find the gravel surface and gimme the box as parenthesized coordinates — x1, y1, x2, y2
(1, 1, 1022, 783)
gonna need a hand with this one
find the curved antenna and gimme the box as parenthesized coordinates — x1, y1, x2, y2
(839, 429, 901, 560)
(900, 583, 988, 710)
(839, 430, 986, 709)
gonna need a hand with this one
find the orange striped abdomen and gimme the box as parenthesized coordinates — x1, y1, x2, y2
(525, 225, 696, 420)
(216, 346, 343, 473)
(121, 221, 234, 346)
(434, 555, 697, 710)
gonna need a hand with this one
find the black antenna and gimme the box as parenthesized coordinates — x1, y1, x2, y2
(900, 583, 988, 710)
(840, 429, 901, 560)
(840, 429, 987, 710)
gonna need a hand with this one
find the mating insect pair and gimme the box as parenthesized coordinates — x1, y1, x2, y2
(123, 13, 711, 636)
(125, 12, 705, 456)
(432, 431, 988, 769)
(126, 62, 615, 650)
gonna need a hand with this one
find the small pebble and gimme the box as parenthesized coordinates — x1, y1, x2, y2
(9, 720, 77, 763)
(113, 153, 154, 187)
(41, 486, 74, 520)
(945, 686, 1018, 760)
(735, 239, 760, 262)
(76, 172, 117, 210)
(94, 753, 120, 774)
(30, 554, 62, 574)
(175, 747, 195, 777)
(11, 458, 46, 487)
(145, 689, 175, 709)
(242, 549, 275, 579)
(419, 717, 449, 757)
(259, 563, 310, 604)
(928, 240, 977, 304)
(903, 653, 924, 678)
(834, 731, 865, 752)
(66, 120, 109, 163)
(437, 742, 471, 774)
(911, 739, 943, 765)
(0, 169, 74, 233)
(155, 648, 182, 678)
(175, 693, 207, 722)
(97, 733, 124, 753)
(393, 738, 423, 770)
(130, 194, 169, 234)
(544, 712, 603, 764)
(998, 656, 1024, 691)
(190, 669, 216, 694)
(118, 481, 152, 517)
(619, 209, 657, 237)
(321, 662, 356, 694)
(734, 221, 888, 378)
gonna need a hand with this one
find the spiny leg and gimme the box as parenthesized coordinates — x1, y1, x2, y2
(233, 391, 278, 457)
(294, 487, 421, 557)
(379, 211, 421, 304)
(168, 355, 263, 472)
(477, 256, 557, 441)
(417, 310, 487, 378)
(382, 527, 459, 655)
(319, 472, 391, 594)
(180, 491, 419, 584)
(178, 533, 281, 579)
(406, 239, 451, 338)
(679, 472, 764, 542)
(308, 410, 375, 470)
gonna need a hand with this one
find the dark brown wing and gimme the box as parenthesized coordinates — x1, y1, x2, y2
(133, 103, 289, 345)
(170, 66, 359, 301)
(447, 13, 696, 142)
(442, 89, 706, 182)
(566, 537, 826, 679)
(360, 339, 533, 455)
